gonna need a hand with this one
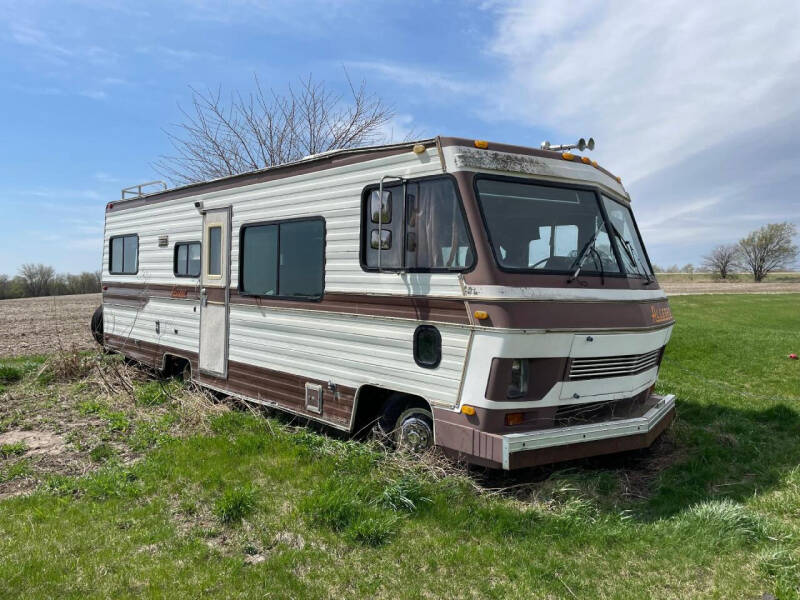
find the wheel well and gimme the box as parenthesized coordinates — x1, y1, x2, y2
(351, 385, 432, 438)
(161, 354, 192, 379)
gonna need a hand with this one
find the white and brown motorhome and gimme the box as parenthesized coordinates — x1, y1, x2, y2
(96, 136, 675, 469)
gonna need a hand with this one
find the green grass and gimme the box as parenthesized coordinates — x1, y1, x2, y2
(0, 295, 799, 598)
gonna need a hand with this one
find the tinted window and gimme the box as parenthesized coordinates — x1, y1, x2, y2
(405, 179, 473, 269)
(241, 224, 278, 295)
(188, 242, 201, 276)
(111, 237, 123, 273)
(240, 219, 324, 299)
(414, 325, 441, 368)
(109, 234, 138, 274)
(279, 220, 324, 298)
(363, 177, 474, 271)
(174, 242, 201, 277)
(476, 179, 620, 274)
(208, 226, 221, 276)
(601, 195, 653, 278)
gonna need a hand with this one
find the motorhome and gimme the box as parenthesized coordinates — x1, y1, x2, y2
(95, 136, 675, 470)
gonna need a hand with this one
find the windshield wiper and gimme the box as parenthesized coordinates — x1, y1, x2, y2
(568, 223, 602, 283)
(609, 225, 654, 284)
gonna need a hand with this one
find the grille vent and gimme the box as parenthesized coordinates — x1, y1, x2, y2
(569, 348, 662, 380)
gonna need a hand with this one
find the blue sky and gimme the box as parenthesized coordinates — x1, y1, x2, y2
(1, 0, 799, 274)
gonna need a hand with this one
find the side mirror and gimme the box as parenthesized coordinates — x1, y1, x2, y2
(370, 229, 392, 250)
(370, 190, 392, 224)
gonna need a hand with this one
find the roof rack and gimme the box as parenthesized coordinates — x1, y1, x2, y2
(120, 180, 167, 200)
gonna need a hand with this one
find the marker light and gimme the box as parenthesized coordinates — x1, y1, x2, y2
(591, 160, 599, 167)
(474, 140, 489, 149)
(412, 144, 426, 154)
(562, 152, 575, 161)
(505, 412, 524, 426)
(473, 310, 489, 320)
(616, 175, 622, 183)
(581, 156, 591, 164)
(461, 405, 476, 416)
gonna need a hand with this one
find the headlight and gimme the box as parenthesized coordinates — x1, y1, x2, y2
(507, 359, 528, 398)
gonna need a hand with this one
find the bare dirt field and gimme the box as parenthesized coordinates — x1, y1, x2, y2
(0, 293, 100, 357)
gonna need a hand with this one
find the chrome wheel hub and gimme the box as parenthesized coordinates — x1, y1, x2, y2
(400, 416, 432, 452)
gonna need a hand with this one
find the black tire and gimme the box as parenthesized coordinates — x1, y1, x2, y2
(379, 395, 434, 453)
(90, 305, 104, 346)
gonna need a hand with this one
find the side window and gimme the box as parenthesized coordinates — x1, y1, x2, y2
(207, 226, 222, 277)
(363, 177, 474, 271)
(174, 242, 201, 277)
(240, 219, 325, 299)
(109, 234, 138, 274)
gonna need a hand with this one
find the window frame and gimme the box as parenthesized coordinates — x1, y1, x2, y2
(413, 325, 442, 369)
(173, 241, 201, 278)
(359, 174, 478, 274)
(108, 233, 139, 275)
(237, 216, 326, 302)
(473, 174, 632, 278)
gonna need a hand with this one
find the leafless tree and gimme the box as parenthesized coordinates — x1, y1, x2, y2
(18, 263, 56, 297)
(155, 73, 399, 185)
(702, 244, 740, 279)
(738, 222, 798, 282)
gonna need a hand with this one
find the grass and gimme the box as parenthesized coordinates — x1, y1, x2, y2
(0, 294, 799, 598)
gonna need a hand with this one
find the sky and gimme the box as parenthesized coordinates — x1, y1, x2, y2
(1, 0, 799, 274)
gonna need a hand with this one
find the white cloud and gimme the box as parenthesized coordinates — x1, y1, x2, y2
(484, 1, 800, 184)
(347, 61, 474, 96)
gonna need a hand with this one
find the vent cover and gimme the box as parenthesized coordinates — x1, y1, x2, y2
(305, 383, 323, 414)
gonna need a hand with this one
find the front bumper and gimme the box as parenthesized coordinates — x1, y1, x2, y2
(434, 394, 675, 470)
(501, 394, 675, 469)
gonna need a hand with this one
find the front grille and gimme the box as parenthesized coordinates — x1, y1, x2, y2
(568, 348, 662, 380)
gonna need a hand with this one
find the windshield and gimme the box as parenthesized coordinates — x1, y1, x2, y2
(476, 178, 619, 274)
(601, 195, 653, 278)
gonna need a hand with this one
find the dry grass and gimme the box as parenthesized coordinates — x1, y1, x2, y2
(0, 293, 100, 357)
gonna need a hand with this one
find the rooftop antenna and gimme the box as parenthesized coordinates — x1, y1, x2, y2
(540, 137, 595, 152)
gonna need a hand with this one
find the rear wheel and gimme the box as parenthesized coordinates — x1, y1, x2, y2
(90, 306, 103, 346)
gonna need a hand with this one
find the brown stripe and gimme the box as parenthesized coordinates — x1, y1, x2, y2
(220, 290, 470, 324)
(197, 361, 355, 428)
(103, 333, 355, 430)
(467, 299, 674, 330)
(107, 142, 435, 213)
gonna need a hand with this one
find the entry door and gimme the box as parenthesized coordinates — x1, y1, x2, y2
(199, 207, 231, 378)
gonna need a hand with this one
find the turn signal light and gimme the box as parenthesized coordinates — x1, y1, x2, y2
(581, 156, 591, 164)
(474, 140, 489, 149)
(412, 144, 426, 154)
(461, 405, 476, 416)
(591, 160, 599, 167)
(616, 175, 622, 183)
(505, 412, 524, 426)
(473, 310, 488, 320)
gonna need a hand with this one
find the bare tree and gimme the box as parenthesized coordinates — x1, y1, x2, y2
(155, 73, 398, 185)
(702, 244, 740, 279)
(18, 263, 56, 297)
(738, 222, 798, 282)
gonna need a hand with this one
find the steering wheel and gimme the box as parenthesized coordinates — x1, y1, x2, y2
(530, 257, 550, 269)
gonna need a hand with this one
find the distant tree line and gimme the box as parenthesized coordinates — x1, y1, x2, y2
(653, 223, 798, 281)
(0, 264, 101, 300)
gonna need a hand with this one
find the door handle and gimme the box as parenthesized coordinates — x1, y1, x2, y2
(200, 288, 208, 307)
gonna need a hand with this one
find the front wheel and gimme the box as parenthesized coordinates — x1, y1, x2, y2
(393, 406, 434, 453)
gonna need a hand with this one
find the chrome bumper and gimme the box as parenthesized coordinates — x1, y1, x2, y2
(501, 394, 676, 469)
